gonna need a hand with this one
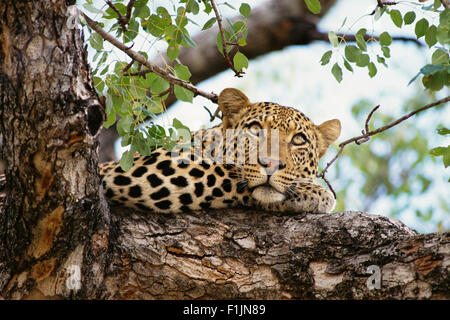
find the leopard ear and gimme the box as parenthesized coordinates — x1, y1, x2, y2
(218, 88, 250, 129)
(316, 119, 341, 158)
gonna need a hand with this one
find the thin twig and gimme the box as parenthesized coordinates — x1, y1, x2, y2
(376, 0, 398, 6)
(82, 12, 219, 103)
(122, 59, 135, 73)
(317, 96, 450, 197)
(105, 0, 136, 32)
(310, 30, 423, 47)
(210, 0, 244, 78)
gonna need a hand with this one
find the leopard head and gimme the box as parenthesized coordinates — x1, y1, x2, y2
(218, 88, 341, 204)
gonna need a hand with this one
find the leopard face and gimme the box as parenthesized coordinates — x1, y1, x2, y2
(218, 89, 341, 206)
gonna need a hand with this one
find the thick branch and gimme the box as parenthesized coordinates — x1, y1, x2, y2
(101, 206, 449, 299)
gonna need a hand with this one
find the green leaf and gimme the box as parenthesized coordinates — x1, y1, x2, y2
(120, 150, 134, 171)
(331, 63, 342, 83)
(432, 49, 449, 65)
(368, 62, 377, 78)
(390, 10, 403, 28)
(239, 3, 251, 18)
(355, 28, 367, 51)
(435, 26, 449, 45)
(379, 32, 392, 46)
(356, 54, 370, 67)
(434, 0, 441, 10)
(304, 0, 321, 14)
(186, 0, 200, 14)
(420, 63, 445, 76)
(238, 38, 247, 46)
(425, 25, 437, 47)
(104, 107, 116, 129)
(216, 30, 232, 55)
(174, 85, 194, 102)
(344, 45, 360, 63)
(430, 146, 450, 168)
(202, 17, 216, 30)
(174, 64, 192, 81)
(320, 50, 333, 66)
(415, 18, 429, 39)
(377, 55, 388, 67)
(151, 76, 170, 95)
(422, 70, 445, 91)
(167, 43, 180, 61)
(404, 11, 416, 25)
(440, 9, 450, 27)
(233, 51, 249, 71)
(437, 127, 450, 135)
(181, 31, 196, 48)
(381, 46, 390, 58)
(328, 31, 339, 47)
(343, 59, 353, 72)
(117, 115, 133, 136)
(89, 33, 103, 51)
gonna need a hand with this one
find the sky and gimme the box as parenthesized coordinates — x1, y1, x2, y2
(80, 0, 449, 233)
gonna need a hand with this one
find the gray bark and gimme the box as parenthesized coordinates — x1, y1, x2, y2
(0, 0, 110, 299)
(101, 207, 448, 299)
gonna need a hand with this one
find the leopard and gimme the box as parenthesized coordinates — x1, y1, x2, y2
(0, 88, 340, 214)
(98, 88, 341, 214)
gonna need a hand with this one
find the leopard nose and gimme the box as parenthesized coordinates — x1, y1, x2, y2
(258, 157, 286, 175)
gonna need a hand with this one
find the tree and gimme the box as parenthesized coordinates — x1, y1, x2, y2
(0, 0, 449, 299)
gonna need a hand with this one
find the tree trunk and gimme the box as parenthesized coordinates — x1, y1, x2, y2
(0, 0, 109, 299)
(96, 207, 448, 300)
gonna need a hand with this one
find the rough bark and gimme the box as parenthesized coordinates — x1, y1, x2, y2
(0, 0, 110, 299)
(100, 206, 449, 300)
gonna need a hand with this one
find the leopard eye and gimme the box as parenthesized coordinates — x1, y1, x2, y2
(246, 122, 262, 135)
(292, 133, 308, 146)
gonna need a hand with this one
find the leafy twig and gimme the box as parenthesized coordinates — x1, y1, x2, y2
(317, 96, 450, 198)
(210, 0, 244, 78)
(310, 30, 423, 47)
(82, 12, 218, 103)
(105, 0, 136, 32)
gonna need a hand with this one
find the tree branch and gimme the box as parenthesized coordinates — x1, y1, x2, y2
(82, 12, 219, 104)
(105, 0, 136, 32)
(99, 205, 449, 299)
(317, 96, 450, 192)
(310, 30, 423, 47)
(210, 0, 244, 78)
(440, 0, 450, 9)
